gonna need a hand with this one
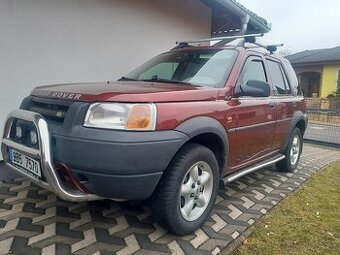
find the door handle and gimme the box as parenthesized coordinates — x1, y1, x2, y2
(268, 102, 276, 109)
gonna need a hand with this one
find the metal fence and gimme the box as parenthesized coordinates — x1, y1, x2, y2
(304, 98, 340, 147)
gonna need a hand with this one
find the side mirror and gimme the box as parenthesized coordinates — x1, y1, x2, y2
(234, 80, 271, 98)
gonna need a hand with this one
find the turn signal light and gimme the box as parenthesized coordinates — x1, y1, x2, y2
(127, 105, 153, 130)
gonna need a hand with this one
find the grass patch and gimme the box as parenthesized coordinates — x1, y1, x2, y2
(231, 162, 340, 255)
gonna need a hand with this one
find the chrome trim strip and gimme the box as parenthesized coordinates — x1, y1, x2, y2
(235, 120, 276, 131)
(1, 110, 102, 202)
(276, 117, 292, 123)
(223, 154, 285, 183)
(230, 97, 269, 101)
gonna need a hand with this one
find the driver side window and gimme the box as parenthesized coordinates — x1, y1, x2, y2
(240, 57, 267, 85)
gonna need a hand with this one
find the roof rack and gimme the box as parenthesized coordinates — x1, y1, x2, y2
(174, 33, 284, 54)
(245, 41, 284, 54)
(176, 33, 264, 46)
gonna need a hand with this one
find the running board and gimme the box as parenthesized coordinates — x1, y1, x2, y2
(220, 154, 285, 186)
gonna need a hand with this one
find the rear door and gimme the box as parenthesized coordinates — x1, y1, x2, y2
(266, 58, 295, 149)
(229, 55, 276, 170)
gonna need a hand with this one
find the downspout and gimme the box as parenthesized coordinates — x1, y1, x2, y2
(233, 14, 250, 36)
(213, 0, 271, 32)
(214, 14, 249, 46)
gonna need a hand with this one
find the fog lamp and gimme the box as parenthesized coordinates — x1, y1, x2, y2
(16, 126, 23, 138)
(30, 130, 38, 145)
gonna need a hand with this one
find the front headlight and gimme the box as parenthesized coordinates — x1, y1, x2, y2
(84, 103, 157, 131)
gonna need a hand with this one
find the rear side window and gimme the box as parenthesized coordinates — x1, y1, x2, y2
(284, 62, 302, 96)
(240, 57, 267, 85)
(267, 60, 291, 95)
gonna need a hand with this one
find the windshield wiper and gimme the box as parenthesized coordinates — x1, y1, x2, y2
(119, 76, 201, 87)
(141, 78, 197, 86)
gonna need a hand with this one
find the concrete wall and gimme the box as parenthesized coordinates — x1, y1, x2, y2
(0, 0, 212, 160)
(320, 64, 340, 97)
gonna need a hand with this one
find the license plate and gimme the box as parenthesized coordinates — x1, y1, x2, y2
(8, 148, 42, 179)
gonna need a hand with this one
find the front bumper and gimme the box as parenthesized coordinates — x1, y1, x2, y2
(1, 110, 101, 202)
(1, 109, 189, 201)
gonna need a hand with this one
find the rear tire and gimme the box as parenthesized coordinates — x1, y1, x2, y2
(276, 127, 302, 172)
(151, 143, 219, 236)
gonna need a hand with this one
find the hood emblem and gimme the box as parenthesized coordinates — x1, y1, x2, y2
(31, 90, 82, 100)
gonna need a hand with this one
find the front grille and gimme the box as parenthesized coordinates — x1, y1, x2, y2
(28, 97, 71, 123)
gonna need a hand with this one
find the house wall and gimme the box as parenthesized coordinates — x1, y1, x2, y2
(0, 0, 212, 160)
(321, 64, 340, 97)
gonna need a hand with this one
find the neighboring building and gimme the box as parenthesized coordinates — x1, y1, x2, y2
(287, 46, 340, 98)
(0, 0, 270, 160)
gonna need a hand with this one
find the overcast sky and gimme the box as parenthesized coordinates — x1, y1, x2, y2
(237, 0, 340, 54)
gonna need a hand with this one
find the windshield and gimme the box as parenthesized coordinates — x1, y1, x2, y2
(122, 49, 238, 87)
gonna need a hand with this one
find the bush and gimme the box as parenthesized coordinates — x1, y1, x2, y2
(327, 88, 340, 98)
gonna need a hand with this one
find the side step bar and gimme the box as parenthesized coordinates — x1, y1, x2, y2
(220, 154, 285, 186)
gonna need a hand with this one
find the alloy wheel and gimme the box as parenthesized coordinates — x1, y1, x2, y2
(179, 161, 213, 221)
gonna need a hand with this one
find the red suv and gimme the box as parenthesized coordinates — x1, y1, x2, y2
(1, 36, 307, 235)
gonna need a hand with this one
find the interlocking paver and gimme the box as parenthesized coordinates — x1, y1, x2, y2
(0, 144, 339, 255)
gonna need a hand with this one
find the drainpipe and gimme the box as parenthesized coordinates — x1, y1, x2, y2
(214, 14, 249, 46)
(213, 0, 271, 32)
(234, 14, 250, 36)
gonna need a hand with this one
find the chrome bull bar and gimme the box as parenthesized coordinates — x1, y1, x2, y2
(1, 110, 103, 202)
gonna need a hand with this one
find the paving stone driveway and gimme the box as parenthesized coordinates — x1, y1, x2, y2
(0, 144, 340, 255)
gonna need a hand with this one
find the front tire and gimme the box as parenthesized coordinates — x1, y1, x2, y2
(151, 143, 219, 236)
(276, 127, 302, 172)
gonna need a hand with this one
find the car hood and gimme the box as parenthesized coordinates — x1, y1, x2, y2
(30, 81, 220, 103)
